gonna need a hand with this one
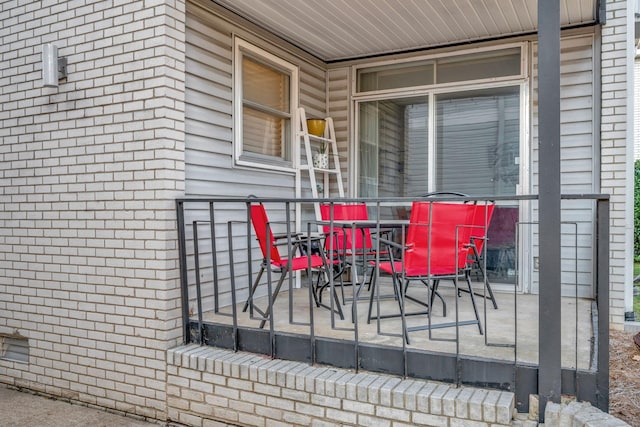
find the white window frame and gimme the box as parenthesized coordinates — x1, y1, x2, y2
(233, 37, 299, 172)
(350, 42, 529, 197)
(350, 42, 531, 293)
(351, 42, 527, 97)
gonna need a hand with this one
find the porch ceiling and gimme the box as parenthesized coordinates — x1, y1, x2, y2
(211, 0, 599, 62)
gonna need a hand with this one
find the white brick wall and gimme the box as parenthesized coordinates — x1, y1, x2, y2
(544, 401, 630, 427)
(600, 0, 634, 327)
(0, 0, 186, 420)
(0, 0, 634, 423)
(168, 345, 516, 427)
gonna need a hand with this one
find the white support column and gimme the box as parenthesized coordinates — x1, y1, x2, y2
(624, 0, 636, 321)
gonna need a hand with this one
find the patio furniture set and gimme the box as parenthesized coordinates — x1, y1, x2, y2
(243, 198, 498, 344)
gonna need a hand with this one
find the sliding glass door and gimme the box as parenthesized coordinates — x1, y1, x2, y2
(357, 88, 519, 197)
(356, 86, 522, 284)
(358, 96, 429, 198)
(435, 87, 520, 196)
(354, 45, 526, 286)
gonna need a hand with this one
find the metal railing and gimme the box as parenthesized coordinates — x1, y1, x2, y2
(175, 194, 609, 412)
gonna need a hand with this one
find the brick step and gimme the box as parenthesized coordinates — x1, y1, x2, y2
(168, 344, 515, 426)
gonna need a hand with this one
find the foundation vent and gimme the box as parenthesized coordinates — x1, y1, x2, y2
(0, 333, 29, 363)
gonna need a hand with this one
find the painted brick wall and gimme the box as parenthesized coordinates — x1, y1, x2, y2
(167, 345, 516, 427)
(0, 0, 634, 422)
(0, 0, 186, 420)
(600, 0, 634, 327)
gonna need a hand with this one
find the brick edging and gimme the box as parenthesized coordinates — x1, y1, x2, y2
(544, 401, 630, 427)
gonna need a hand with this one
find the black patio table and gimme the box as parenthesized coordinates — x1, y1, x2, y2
(311, 219, 409, 321)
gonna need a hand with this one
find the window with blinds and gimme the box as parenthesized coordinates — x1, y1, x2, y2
(356, 89, 520, 198)
(234, 38, 298, 170)
(354, 45, 524, 197)
(435, 87, 520, 196)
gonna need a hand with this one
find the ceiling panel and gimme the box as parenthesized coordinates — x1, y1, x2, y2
(211, 0, 597, 61)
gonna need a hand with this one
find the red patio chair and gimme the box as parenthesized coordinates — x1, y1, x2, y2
(243, 203, 343, 328)
(320, 203, 373, 253)
(420, 194, 498, 309)
(462, 203, 498, 309)
(369, 201, 482, 343)
(319, 203, 389, 305)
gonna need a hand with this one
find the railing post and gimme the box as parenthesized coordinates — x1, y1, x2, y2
(596, 199, 610, 411)
(209, 202, 220, 313)
(193, 221, 204, 344)
(176, 200, 191, 344)
(537, 0, 562, 420)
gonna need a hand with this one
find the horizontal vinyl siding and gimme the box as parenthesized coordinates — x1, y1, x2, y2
(185, 8, 234, 198)
(327, 67, 350, 194)
(298, 68, 330, 200)
(532, 35, 596, 193)
(186, 1, 327, 197)
(531, 34, 596, 298)
(184, 1, 327, 311)
(300, 66, 327, 119)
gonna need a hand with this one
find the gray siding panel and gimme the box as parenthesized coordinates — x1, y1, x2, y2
(184, 2, 327, 311)
(300, 65, 327, 118)
(327, 67, 350, 193)
(185, 7, 233, 199)
(185, 4, 327, 199)
(531, 34, 595, 298)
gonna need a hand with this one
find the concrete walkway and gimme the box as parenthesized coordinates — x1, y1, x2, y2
(0, 386, 161, 427)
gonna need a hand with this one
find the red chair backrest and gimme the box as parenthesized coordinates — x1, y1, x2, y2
(469, 203, 495, 254)
(486, 206, 518, 248)
(320, 204, 345, 253)
(404, 201, 431, 266)
(405, 201, 476, 273)
(320, 203, 373, 251)
(250, 204, 281, 264)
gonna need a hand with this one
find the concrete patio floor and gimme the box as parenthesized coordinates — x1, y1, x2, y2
(200, 278, 595, 371)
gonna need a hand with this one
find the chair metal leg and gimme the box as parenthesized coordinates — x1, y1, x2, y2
(403, 279, 434, 313)
(404, 273, 484, 338)
(368, 274, 410, 319)
(339, 263, 347, 304)
(342, 260, 379, 307)
(317, 279, 345, 320)
(476, 257, 499, 309)
(243, 265, 265, 312)
(315, 264, 345, 320)
(429, 279, 447, 317)
(396, 277, 410, 345)
(313, 257, 346, 320)
(334, 262, 346, 305)
(366, 271, 378, 324)
(258, 270, 289, 329)
(460, 247, 498, 309)
(464, 272, 484, 335)
(332, 280, 345, 320)
(312, 269, 324, 308)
